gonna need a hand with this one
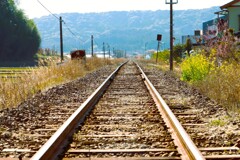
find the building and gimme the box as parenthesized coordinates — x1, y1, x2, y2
(182, 30, 203, 46)
(202, 0, 240, 39)
(202, 16, 227, 40)
(220, 0, 240, 36)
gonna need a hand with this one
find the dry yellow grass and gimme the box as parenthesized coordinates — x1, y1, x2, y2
(195, 63, 240, 111)
(141, 59, 240, 112)
(0, 58, 123, 109)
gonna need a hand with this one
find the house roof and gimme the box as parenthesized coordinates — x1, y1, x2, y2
(220, 0, 240, 9)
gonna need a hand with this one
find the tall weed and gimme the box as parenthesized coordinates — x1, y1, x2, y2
(196, 63, 240, 109)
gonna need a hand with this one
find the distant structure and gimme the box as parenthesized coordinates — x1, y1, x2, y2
(202, 0, 240, 39)
(220, 0, 240, 37)
(182, 30, 203, 46)
(70, 50, 86, 60)
(182, 0, 240, 46)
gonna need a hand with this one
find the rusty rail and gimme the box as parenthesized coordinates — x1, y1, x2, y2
(31, 61, 127, 160)
(136, 62, 205, 160)
(31, 61, 205, 160)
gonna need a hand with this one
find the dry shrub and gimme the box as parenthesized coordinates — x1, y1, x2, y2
(196, 62, 240, 110)
(0, 58, 121, 109)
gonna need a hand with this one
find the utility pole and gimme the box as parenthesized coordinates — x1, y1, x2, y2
(113, 47, 115, 57)
(91, 35, 94, 57)
(170, 1, 173, 70)
(166, 0, 178, 71)
(103, 42, 105, 59)
(107, 44, 110, 58)
(60, 16, 64, 62)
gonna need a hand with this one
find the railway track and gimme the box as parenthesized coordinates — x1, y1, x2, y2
(140, 62, 240, 159)
(0, 66, 116, 159)
(0, 61, 239, 159)
(31, 61, 204, 160)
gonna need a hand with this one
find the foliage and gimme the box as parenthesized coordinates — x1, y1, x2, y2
(196, 62, 240, 109)
(209, 119, 226, 127)
(203, 19, 240, 64)
(185, 38, 192, 56)
(151, 50, 170, 62)
(152, 46, 185, 63)
(38, 48, 58, 56)
(180, 54, 213, 82)
(0, 0, 41, 65)
(173, 44, 185, 62)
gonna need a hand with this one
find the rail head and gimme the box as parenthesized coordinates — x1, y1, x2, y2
(135, 62, 205, 160)
(31, 61, 128, 160)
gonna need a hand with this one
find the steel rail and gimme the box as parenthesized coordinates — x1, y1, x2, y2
(135, 62, 205, 160)
(31, 61, 127, 160)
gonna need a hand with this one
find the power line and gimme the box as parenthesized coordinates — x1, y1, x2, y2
(62, 20, 79, 39)
(36, 0, 88, 50)
(36, 0, 59, 20)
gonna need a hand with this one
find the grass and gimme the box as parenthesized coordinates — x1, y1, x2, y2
(195, 63, 240, 111)
(0, 67, 33, 71)
(143, 56, 240, 112)
(0, 58, 123, 109)
(209, 118, 226, 127)
(0, 67, 34, 78)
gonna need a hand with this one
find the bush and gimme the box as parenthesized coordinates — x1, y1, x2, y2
(196, 63, 240, 109)
(151, 50, 170, 62)
(180, 54, 213, 82)
(173, 44, 185, 62)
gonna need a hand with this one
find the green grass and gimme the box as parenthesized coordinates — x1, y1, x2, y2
(209, 119, 226, 127)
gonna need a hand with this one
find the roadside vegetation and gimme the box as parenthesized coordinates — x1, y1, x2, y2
(151, 28, 240, 111)
(0, 0, 41, 66)
(0, 58, 122, 109)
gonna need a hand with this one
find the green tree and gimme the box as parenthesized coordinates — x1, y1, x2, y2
(0, 0, 41, 66)
(185, 37, 192, 56)
(173, 44, 185, 61)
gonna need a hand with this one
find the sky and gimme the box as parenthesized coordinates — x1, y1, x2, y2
(18, 0, 233, 19)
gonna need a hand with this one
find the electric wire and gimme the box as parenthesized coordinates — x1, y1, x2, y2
(36, 0, 59, 20)
(36, 0, 91, 50)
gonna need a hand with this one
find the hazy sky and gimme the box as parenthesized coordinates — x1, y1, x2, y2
(18, 0, 232, 18)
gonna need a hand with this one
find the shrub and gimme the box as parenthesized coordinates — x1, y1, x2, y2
(180, 54, 213, 82)
(196, 62, 240, 109)
(173, 44, 185, 62)
(151, 50, 170, 62)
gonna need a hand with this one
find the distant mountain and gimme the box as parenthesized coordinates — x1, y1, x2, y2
(34, 7, 220, 55)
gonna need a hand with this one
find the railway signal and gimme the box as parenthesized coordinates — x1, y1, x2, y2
(156, 34, 162, 63)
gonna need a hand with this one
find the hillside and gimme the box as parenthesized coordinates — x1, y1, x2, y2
(34, 7, 220, 54)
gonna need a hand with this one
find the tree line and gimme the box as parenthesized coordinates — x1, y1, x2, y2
(0, 0, 41, 66)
